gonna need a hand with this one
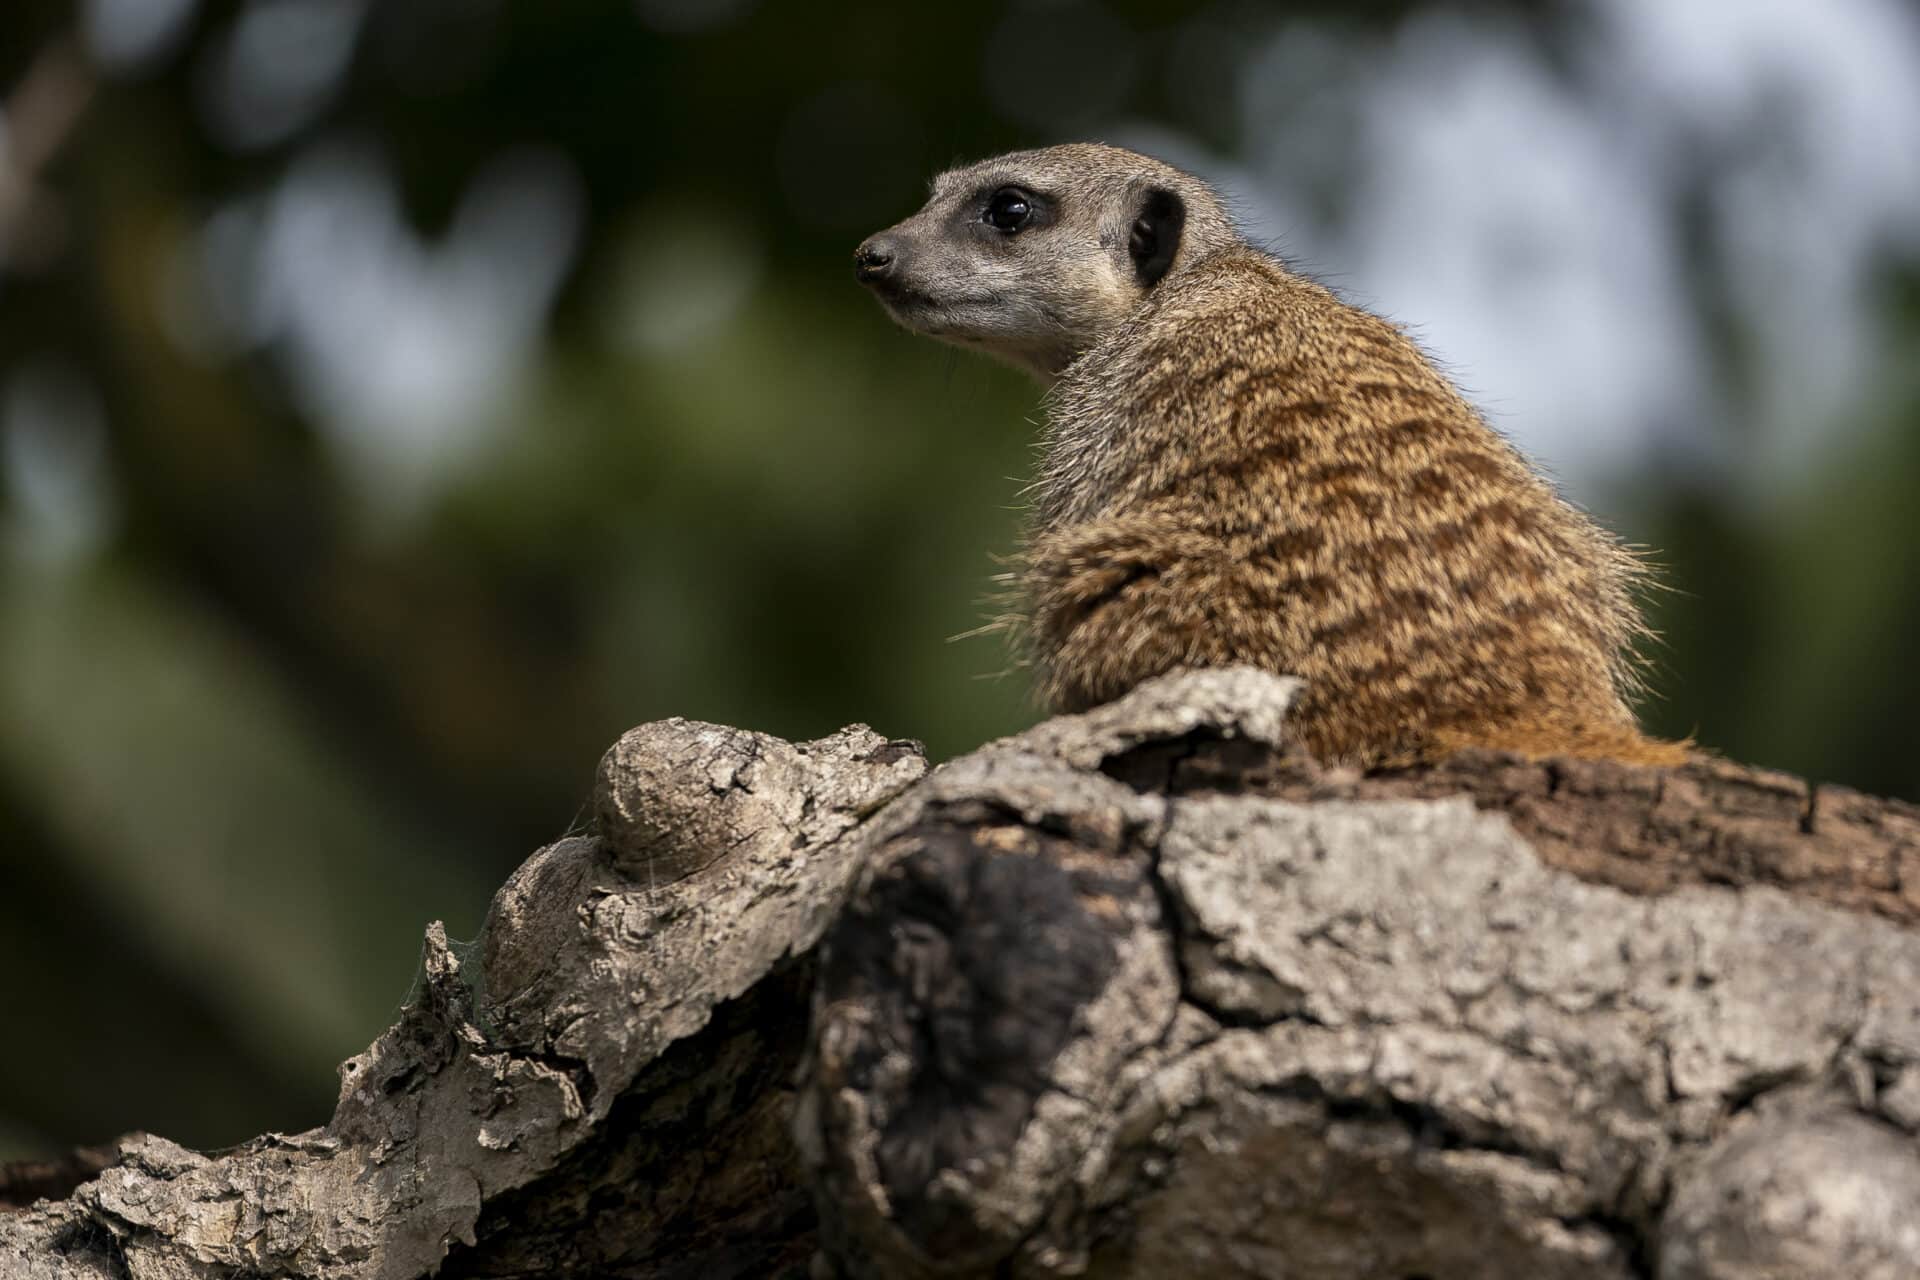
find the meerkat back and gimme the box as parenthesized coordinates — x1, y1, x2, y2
(856, 142, 1686, 769)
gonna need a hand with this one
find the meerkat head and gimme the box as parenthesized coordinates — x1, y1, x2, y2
(854, 143, 1238, 381)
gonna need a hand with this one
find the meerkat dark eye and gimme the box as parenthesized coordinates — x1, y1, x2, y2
(984, 188, 1033, 232)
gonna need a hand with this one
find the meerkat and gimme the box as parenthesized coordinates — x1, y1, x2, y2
(854, 143, 1686, 768)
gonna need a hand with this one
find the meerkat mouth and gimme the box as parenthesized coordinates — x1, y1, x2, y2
(877, 289, 991, 338)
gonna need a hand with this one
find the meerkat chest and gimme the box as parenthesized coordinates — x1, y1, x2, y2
(1031, 397, 1140, 531)
(1032, 335, 1200, 531)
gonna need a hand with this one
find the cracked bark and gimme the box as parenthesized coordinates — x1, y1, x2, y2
(4, 669, 1918, 1279)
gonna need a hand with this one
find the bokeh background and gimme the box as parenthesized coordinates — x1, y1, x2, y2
(2, 0, 1916, 1160)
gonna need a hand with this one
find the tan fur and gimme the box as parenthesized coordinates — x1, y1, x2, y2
(858, 144, 1687, 769)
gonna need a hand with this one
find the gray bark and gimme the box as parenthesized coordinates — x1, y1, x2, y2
(4, 668, 1918, 1279)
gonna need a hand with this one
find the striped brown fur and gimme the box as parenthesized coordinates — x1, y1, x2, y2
(858, 144, 1685, 768)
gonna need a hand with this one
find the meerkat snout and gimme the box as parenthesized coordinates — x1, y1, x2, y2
(852, 236, 897, 286)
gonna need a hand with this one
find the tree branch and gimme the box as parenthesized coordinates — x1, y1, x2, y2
(5, 671, 1918, 1279)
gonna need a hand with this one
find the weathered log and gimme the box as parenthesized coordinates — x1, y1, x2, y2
(5, 669, 1918, 1279)
(0, 718, 927, 1280)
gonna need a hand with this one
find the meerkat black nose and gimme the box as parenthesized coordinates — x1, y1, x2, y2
(854, 236, 898, 285)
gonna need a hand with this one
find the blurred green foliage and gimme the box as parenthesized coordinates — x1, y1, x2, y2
(0, 0, 1915, 1159)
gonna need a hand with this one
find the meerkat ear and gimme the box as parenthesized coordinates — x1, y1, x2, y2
(1128, 186, 1186, 288)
